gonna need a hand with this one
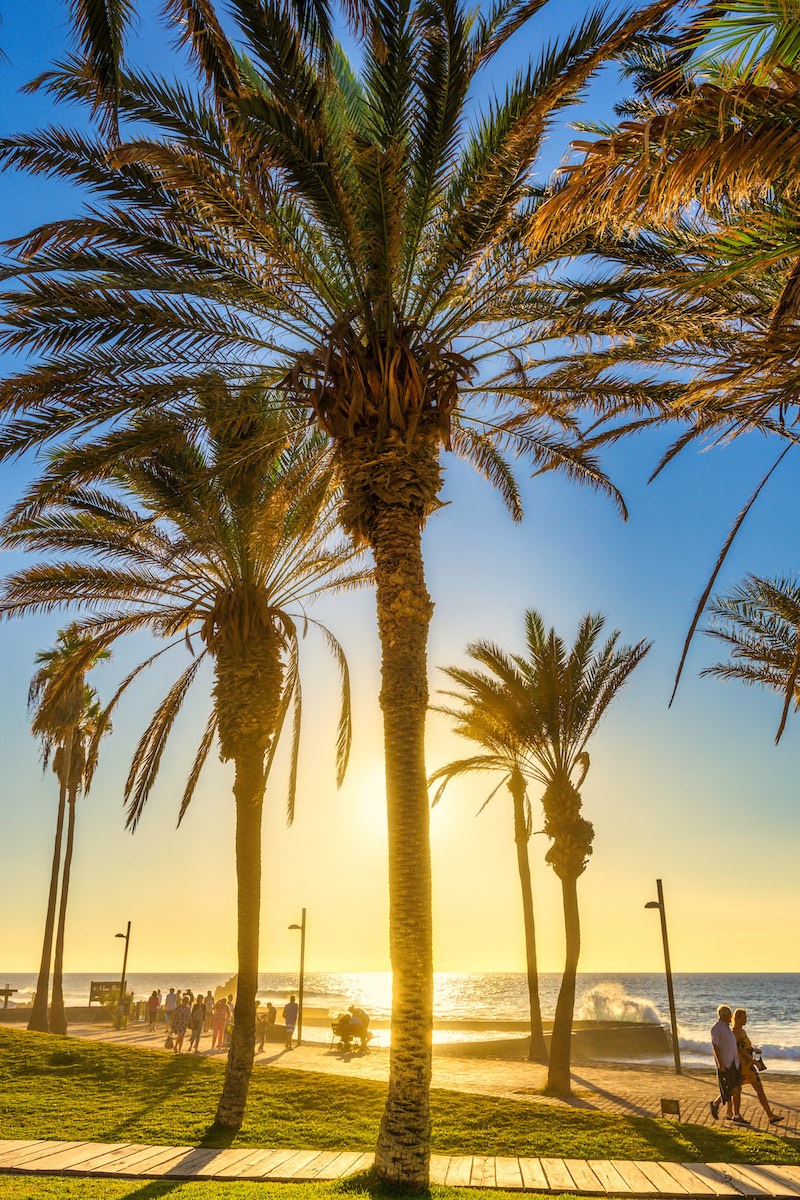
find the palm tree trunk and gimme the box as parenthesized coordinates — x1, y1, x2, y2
(214, 743, 265, 1129)
(50, 784, 78, 1035)
(546, 873, 581, 1095)
(212, 627, 282, 1132)
(370, 500, 434, 1186)
(509, 776, 547, 1063)
(28, 729, 73, 1033)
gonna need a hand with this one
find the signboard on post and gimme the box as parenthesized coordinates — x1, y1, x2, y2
(89, 981, 121, 1006)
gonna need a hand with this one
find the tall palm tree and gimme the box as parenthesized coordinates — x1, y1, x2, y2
(1, 390, 366, 1128)
(704, 574, 800, 741)
(0, 0, 676, 1176)
(429, 679, 548, 1062)
(433, 611, 649, 1094)
(26, 626, 107, 1033)
(50, 688, 110, 1035)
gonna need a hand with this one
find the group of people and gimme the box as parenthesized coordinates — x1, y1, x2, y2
(143, 987, 301, 1054)
(332, 1004, 372, 1050)
(710, 1005, 783, 1125)
(144, 988, 238, 1054)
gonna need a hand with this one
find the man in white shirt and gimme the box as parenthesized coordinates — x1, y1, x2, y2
(710, 1005, 747, 1123)
(163, 988, 178, 1025)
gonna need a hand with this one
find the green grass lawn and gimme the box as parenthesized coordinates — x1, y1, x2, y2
(0, 1027, 796, 1170)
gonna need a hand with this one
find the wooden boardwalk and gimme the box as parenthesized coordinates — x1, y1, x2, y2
(2, 1140, 800, 1195)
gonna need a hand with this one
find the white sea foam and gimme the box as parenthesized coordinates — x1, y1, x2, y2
(578, 981, 663, 1025)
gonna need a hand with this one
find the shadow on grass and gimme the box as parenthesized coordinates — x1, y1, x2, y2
(107, 1056, 215, 1142)
(337, 1167, 433, 1199)
(104, 1182, 183, 1200)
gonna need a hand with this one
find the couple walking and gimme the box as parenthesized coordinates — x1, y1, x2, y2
(710, 1005, 782, 1125)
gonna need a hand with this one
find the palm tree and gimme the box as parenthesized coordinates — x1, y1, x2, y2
(26, 626, 107, 1033)
(433, 611, 649, 1094)
(50, 688, 110, 1035)
(429, 675, 548, 1062)
(704, 574, 800, 741)
(0, 0, 676, 1176)
(1, 390, 366, 1128)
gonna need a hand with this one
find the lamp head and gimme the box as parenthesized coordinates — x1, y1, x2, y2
(115, 932, 126, 938)
(644, 901, 660, 910)
(288, 923, 301, 930)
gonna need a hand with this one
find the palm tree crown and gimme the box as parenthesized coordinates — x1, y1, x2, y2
(434, 608, 649, 1094)
(705, 573, 800, 743)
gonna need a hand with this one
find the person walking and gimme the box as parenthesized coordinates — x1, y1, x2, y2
(733, 1009, 784, 1125)
(188, 995, 207, 1053)
(710, 1005, 746, 1123)
(211, 995, 230, 1051)
(170, 995, 191, 1053)
(163, 987, 177, 1027)
(203, 991, 214, 1033)
(146, 991, 160, 1032)
(283, 994, 299, 1051)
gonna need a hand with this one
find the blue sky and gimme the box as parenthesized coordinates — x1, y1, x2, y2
(0, 0, 798, 979)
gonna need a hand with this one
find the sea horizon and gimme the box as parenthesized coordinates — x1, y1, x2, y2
(4, 971, 799, 1072)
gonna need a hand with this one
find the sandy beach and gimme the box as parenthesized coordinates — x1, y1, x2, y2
(63, 1022, 800, 1142)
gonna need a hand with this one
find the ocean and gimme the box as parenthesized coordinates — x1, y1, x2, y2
(4, 972, 799, 1072)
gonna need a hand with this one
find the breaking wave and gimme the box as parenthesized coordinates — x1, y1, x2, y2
(578, 981, 663, 1025)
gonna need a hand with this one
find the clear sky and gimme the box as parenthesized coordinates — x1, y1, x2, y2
(1, 0, 798, 979)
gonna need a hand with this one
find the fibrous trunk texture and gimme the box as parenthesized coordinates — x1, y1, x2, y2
(510, 773, 547, 1063)
(214, 626, 283, 1131)
(28, 728, 73, 1033)
(546, 874, 581, 1095)
(339, 434, 438, 1186)
(50, 784, 78, 1035)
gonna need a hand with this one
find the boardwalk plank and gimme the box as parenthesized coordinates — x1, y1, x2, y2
(445, 1156, 474, 1187)
(189, 1148, 261, 1179)
(541, 1158, 576, 1192)
(339, 1152, 373, 1177)
(612, 1159, 661, 1194)
(57, 1143, 138, 1173)
(471, 1155, 496, 1188)
(0, 1142, 61, 1168)
(304, 1150, 350, 1180)
(636, 1160, 690, 1194)
(518, 1157, 550, 1191)
(708, 1163, 774, 1197)
(269, 1149, 331, 1179)
(682, 1163, 748, 1196)
(5, 1141, 88, 1168)
(430, 1155, 451, 1185)
(0, 1143, 36, 1158)
(239, 1149, 303, 1179)
(565, 1160, 606, 1195)
(658, 1161, 717, 1194)
(327, 1151, 370, 1180)
(495, 1156, 524, 1190)
(164, 1147, 221, 1178)
(588, 1160, 633, 1194)
(727, 1164, 800, 1197)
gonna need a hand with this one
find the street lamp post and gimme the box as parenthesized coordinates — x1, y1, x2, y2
(645, 879, 681, 1075)
(115, 921, 131, 1030)
(288, 908, 306, 1046)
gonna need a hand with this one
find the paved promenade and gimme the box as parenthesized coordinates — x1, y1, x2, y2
(2, 1137, 800, 1195)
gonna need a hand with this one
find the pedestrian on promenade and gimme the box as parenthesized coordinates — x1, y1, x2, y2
(212, 995, 230, 1051)
(170, 995, 191, 1053)
(283, 994, 299, 1051)
(164, 987, 177, 1026)
(188, 996, 207, 1053)
(146, 991, 160, 1032)
(710, 1005, 746, 1124)
(733, 1009, 783, 1125)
